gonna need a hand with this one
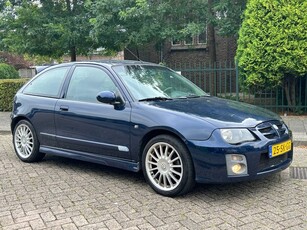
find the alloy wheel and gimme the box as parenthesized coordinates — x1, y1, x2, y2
(145, 142, 183, 191)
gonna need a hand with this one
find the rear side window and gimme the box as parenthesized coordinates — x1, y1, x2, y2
(23, 67, 69, 97)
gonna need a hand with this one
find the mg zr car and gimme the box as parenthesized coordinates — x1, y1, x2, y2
(11, 60, 293, 196)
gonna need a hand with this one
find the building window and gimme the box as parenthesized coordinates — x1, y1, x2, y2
(172, 39, 181, 46)
(197, 31, 207, 44)
(184, 36, 193, 45)
(171, 30, 207, 50)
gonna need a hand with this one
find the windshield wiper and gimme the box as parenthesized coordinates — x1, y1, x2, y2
(176, 94, 202, 99)
(139, 97, 173, 102)
(186, 94, 201, 98)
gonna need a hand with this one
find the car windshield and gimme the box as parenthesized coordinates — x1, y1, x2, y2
(112, 65, 208, 101)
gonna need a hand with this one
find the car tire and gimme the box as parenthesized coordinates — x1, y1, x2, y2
(142, 134, 195, 197)
(13, 120, 45, 162)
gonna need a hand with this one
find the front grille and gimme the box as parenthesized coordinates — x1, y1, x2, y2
(258, 152, 288, 172)
(256, 120, 287, 139)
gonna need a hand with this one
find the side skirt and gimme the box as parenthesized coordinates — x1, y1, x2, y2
(40, 146, 140, 172)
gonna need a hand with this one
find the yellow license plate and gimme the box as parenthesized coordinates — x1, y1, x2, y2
(269, 140, 292, 158)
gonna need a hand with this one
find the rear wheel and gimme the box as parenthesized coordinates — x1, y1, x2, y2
(142, 135, 195, 197)
(13, 120, 45, 162)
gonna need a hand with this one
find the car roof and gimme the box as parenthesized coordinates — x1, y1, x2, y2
(89, 60, 154, 65)
(36, 60, 163, 76)
(56, 60, 157, 68)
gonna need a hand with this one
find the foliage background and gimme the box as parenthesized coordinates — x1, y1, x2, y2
(0, 79, 28, 111)
(0, 63, 19, 79)
(236, 0, 307, 108)
(236, 0, 307, 87)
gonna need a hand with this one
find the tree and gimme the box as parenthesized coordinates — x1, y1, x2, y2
(90, 0, 208, 52)
(90, 0, 246, 62)
(90, 0, 246, 96)
(0, 52, 31, 69)
(213, 0, 246, 37)
(1, 0, 247, 63)
(0, 0, 98, 61)
(236, 0, 307, 109)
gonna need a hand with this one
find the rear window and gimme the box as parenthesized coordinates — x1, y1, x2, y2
(23, 67, 69, 97)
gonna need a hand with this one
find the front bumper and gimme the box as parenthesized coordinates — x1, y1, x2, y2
(187, 132, 293, 184)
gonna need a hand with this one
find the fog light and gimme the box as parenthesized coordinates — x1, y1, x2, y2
(231, 163, 246, 174)
(226, 154, 248, 176)
(231, 155, 244, 161)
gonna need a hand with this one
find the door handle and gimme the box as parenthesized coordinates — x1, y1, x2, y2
(59, 105, 69, 111)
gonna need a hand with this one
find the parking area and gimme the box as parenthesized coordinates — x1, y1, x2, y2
(0, 133, 306, 230)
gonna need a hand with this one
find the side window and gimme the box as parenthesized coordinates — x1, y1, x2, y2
(23, 67, 69, 97)
(66, 66, 117, 103)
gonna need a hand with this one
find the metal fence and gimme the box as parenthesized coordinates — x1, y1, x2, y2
(169, 61, 307, 114)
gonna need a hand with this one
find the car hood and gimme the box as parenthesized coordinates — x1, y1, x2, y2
(150, 96, 281, 128)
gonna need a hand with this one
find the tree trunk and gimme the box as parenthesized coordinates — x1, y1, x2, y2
(70, 46, 77, 62)
(207, 0, 217, 96)
(136, 48, 140, 60)
(283, 76, 297, 111)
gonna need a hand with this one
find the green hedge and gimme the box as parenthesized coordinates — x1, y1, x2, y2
(0, 63, 19, 79)
(0, 79, 29, 111)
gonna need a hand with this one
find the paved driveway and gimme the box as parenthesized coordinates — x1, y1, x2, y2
(1, 134, 306, 230)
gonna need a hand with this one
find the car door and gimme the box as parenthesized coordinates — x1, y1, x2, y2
(20, 66, 70, 147)
(54, 65, 132, 159)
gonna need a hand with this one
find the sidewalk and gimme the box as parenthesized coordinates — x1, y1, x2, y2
(0, 112, 11, 134)
(282, 116, 307, 146)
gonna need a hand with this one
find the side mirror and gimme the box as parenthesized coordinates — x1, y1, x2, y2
(96, 91, 124, 106)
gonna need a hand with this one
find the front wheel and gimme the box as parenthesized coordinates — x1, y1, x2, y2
(13, 120, 45, 162)
(142, 135, 195, 197)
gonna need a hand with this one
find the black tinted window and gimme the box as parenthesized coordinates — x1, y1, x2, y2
(23, 67, 69, 97)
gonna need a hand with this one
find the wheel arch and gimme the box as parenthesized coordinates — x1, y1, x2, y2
(11, 116, 30, 133)
(139, 129, 191, 170)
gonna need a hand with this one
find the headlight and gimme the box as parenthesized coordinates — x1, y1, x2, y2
(220, 129, 256, 144)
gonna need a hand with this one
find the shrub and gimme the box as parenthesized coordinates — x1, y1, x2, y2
(0, 79, 29, 111)
(0, 63, 20, 79)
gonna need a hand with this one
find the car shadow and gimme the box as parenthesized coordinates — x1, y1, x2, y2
(183, 173, 289, 201)
(39, 155, 288, 199)
(42, 154, 145, 180)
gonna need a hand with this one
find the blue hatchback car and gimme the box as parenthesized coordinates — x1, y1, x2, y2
(11, 61, 293, 196)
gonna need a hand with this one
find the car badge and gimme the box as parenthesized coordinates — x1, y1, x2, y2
(272, 124, 278, 130)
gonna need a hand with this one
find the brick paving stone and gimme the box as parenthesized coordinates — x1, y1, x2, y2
(45, 218, 72, 228)
(0, 215, 14, 226)
(156, 222, 188, 230)
(2, 222, 30, 230)
(120, 218, 148, 229)
(111, 211, 130, 224)
(14, 214, 41, 224)
(71, 215, 88, 227)
(0, 133, 307, 229)
(123, 227, 139, 230)
(144, 214, 165, 227)
(104, 219, 121, 230)
(218, 222, 238, 230)
(0, 211, 12, 218)
(49, 226, 63, 230)
(29, 218, 46, 229)
(62, 223, 78, 230)
(17, 227, 32, 230)
(40, 211, 56, 222)
(180, 218, 207, 230)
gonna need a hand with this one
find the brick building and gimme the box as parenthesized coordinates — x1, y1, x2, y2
(124, 35, 238, 95)
(124, 35, 237, 66)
